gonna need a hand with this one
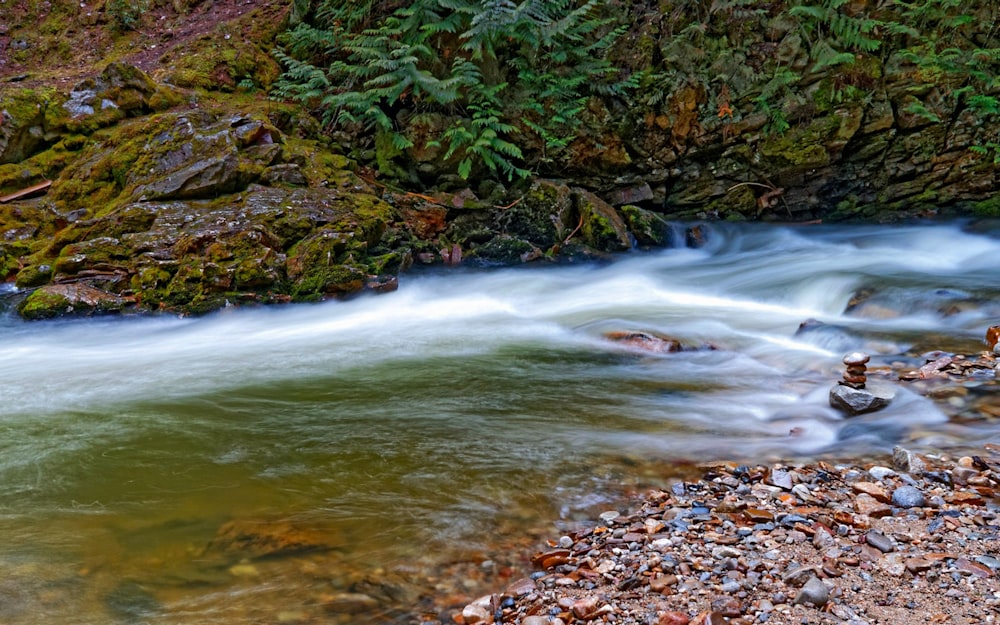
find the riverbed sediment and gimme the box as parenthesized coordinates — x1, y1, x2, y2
(447, 446, 999, 625)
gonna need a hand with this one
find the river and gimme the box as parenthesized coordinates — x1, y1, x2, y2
(0, 220, 998, 623)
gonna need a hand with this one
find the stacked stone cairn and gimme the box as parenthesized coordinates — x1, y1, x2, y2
(829, 351, 895, 416)
(841, 352, 869, 388)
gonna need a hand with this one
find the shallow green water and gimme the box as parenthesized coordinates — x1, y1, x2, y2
(1, 221, 998, 623)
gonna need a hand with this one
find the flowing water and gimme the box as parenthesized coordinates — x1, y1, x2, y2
(1, 221, 998, 623)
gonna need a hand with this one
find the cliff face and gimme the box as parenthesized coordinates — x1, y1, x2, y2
(592, 0, 1000, 222)
(273, 0, 999, 222)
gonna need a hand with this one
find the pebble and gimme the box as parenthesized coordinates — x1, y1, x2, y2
(854, 493, 892, 518)
(868, 466, 896, 480)
(865, 530, 895, 553)
(892, 485, 926, 508)
(893, 446, 927, 473)
(493, 447, 1000, 625)
(793, 576, 830, 607)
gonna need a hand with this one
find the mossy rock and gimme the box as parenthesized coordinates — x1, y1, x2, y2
(470, 236, 541, 265)
(17, 283, 128, 319)
(152, 8, 284, 92)
(620, 204, 672, 247)
(573, 188, 632, 252)
(14, 263, 53, 288)
(286, 228, 366, 297)
(0, 86, 68, 164)
(50, 109, 283, 216)
(498, 179, 574, 247)
(972, 194, 1000, 218)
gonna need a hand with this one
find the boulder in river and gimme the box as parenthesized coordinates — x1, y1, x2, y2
(829, 381, 896, 416)
(603, 330, 717, 354)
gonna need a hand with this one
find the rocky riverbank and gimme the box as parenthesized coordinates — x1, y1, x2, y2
(449, 447, 999, 625)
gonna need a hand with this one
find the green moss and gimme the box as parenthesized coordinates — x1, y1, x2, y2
(17, 288, 70, 320)
(14, 264, 53, 288)
(470, 236, 539, 264)
(758, 116, 838, 170)
(620, 205, 670, 247)
(153, 8, 284, 92)
(972, 194, 1000, 218)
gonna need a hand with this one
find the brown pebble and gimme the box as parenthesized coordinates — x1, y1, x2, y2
(822, 560, 843, 577)
(744, 508, 774, 522)
(650, 574, 679, 593)
(572, 596, 599, 619)
(956, 558, 994, 578)
(854, 493, 892, 518)
(905, 557, 933, 574)
(691, 611, 728, 625)
(852, 482, 891, 503)
(710, 595, 741, 617)
(504, 578, 536, 597)
(986, 325, 1000, 349)
(658, 611, 690, 625)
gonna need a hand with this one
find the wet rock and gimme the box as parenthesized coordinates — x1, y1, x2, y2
(105, 581, 160, 622)
(322, 593, 379, 615)
(829, 381, 895, 415)
(891, 485, 926, 508)
(573, 188, 632, 252)
(207, 518, 338, 559)
(500, 179, 574, 247)
(17, 283, 128, 319)
(793, 576, 830, 607)
(986, 325, 999, 351)
(620, 204, 672, 247)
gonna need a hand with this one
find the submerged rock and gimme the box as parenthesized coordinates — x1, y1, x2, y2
(603, 330, 716, 354)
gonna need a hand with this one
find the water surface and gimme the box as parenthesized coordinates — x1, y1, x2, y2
(1, 221, 997, 623)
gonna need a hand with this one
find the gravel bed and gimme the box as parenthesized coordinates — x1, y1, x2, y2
(453, 445, 1000, 625)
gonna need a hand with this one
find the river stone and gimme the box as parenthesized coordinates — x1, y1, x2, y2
(892, 446, 927, 473)
(793, 576, 830, 607)
(829, 381, 895, 415)
(891, 485, 926, 508)
(865, 530, 895, 553)
(17, 283, 127, 319)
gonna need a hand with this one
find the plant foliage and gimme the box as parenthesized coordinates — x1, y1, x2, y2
(274, 0, 631, 181)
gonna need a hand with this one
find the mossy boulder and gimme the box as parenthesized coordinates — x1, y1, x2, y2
(620, 204, 672, 247)
(152, 5, 286, 92)
(19, 183, 401, 317)
(50, 109, 284, 217)
(499, 179, 574, 247)
(17, 283, 128, 320)
(0, 87, 67, 165)
(62, 63, 184, 134)
(573, 189, 632, 252)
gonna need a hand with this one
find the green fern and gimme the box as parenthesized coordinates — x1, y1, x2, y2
(273, 0, 630, 181)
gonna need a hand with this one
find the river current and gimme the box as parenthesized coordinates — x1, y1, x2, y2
(1, 221, 998, 623)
